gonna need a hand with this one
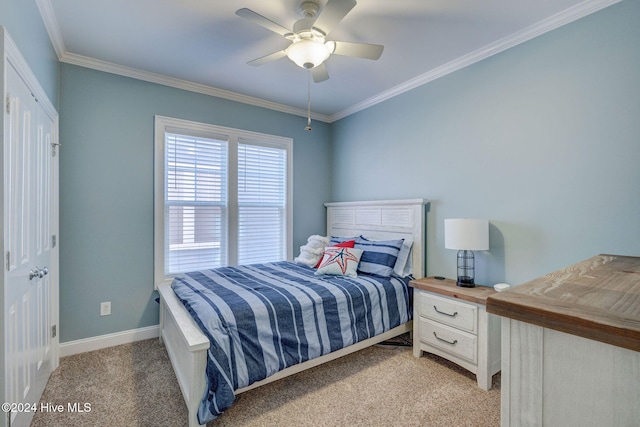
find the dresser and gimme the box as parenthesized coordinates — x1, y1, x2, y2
(410, 277, 501, 390)
(486, 255, 640, 427)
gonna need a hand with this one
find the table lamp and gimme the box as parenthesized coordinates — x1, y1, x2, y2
(444, 218, 489, 287)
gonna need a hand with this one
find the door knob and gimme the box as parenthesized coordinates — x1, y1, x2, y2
(28, 266, 49, 280)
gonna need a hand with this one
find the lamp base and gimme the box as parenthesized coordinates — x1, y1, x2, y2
(456, 276, 475, 288)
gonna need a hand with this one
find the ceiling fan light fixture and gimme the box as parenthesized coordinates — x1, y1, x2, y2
(286, 39, 331, 69)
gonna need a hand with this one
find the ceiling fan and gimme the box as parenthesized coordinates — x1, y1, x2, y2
(236, 0, 384, 83)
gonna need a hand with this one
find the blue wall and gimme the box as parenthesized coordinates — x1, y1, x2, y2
(58, 65, 331, 341)
(0, 0, 59, 106)
(332, 0, 640, 286)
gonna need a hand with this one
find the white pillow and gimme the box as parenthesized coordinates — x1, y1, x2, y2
(305, 234, 329, 250)
(315, 247, 363, 278)
(294, 235, 330, 266)
(294, 246, 321, 266)
(393, 238, 414, 277)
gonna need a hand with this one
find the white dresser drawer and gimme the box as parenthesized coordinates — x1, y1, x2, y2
(419, 317, 477, 364)
(417, 292, 477, 334)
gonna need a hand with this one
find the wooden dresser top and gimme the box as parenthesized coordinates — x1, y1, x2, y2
(410, 276, 496, 305)
(486, 254, 640, 352)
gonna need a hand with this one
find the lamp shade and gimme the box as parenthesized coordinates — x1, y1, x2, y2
(444, 219, 489, 251)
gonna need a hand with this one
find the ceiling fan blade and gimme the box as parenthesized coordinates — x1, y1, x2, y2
(312, 0, 356, 36)
(247, 49, 287, 66)
(311, 63, 330, 83)
(236, 8, 292, 37)
(331, 41, 384, 60)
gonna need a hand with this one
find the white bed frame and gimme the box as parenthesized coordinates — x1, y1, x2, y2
(157, 199, 428, 426)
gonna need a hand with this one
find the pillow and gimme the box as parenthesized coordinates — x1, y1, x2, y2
(294, 245, 323, 266)
(334, 240, 356, 248)
(355, 236, 404, 277)
(315, 247, 363, 278)
(294, 235, 330, 267)
(305, 235, 329, 250)
(393, 238, 414, 277)
(329, 235, 359, 246)
(314, 240, 355, 268)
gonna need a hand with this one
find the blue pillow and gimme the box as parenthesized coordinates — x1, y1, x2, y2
(355, 236, 404, 277)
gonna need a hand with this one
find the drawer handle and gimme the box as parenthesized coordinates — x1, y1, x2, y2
(433, 305, 458, 318)
(433, 332, 458, 345)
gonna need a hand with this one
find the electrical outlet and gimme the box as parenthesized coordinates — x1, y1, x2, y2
(100, 301, 111, 316)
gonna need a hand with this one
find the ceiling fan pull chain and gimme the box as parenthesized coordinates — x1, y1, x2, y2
(305, 70, 312, 131)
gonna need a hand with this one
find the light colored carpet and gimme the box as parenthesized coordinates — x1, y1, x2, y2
(31, 338, 500, 426)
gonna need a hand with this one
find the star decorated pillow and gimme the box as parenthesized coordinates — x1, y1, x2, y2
(315, 247, 363, 277)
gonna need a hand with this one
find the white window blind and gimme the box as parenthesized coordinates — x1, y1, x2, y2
(154, 116, 293, 287)
(238, 141, 287, 264)
(165, 132, 228, 275)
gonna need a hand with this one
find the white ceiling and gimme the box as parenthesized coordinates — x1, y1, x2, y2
(39, 0, 617, 122)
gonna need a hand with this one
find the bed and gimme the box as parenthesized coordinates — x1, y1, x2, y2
(157, 199, 428, 426)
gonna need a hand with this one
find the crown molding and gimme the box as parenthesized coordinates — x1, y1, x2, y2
(59, 51, 331, 122)
(35, 0, 66, 59)
(329, 0, 622, 122)
(37, 0, 620, 124)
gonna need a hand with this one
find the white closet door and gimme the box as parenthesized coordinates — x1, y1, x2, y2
(4, 60, 56, 427)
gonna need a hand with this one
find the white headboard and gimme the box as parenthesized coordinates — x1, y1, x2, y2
(324, 199, 429, 279)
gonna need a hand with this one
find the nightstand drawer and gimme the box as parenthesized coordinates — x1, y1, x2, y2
(419, 317, 477, 364)
(417, 292, 477, 334)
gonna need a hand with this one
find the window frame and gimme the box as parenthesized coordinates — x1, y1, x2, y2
(154, 116, 293, 289)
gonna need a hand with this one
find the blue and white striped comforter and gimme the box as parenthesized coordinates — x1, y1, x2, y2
(171, 261, 412, 423)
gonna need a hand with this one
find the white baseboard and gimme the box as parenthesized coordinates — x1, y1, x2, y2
(59, 325, 160, 357)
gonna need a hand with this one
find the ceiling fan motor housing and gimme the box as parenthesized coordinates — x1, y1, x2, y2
(292, 18, 320, 37)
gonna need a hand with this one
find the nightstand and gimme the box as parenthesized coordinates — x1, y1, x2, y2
(410, 277, 501, 390)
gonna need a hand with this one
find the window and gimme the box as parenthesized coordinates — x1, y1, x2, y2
(154, 116, 292, 288)
(165, 131, 227, 274)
